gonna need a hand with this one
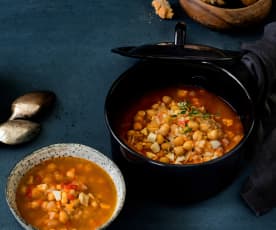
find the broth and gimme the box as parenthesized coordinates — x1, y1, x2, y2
(16, 157, 117, 230)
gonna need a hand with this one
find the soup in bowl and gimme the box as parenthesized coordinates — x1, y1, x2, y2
(6, 143, 126, 230)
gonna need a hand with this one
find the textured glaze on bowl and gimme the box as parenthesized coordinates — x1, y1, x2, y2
(6, 143, 126, 230)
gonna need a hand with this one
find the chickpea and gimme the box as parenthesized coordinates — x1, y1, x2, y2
(156, 151, 166, 157)
(20, 185, 27, 195)
(146, 152, 157, 160)
(47, 220, 59, 227)
(143, 142, 152, 149)
(159, 123, 170, 136)
(134, 115, 144, 122)
(151, 103, 160, 110)
(183, 140, 194, 151)
(156, 134, 165, 144)
(161, 115, 170, 124)
(195, 140, 206, 149)
(135, 142, 143, 151)
(48, 192, 55, 201)
(146, 109, 156, 118)
(193, 130, 203, 141)
(31, 187, 41, 198)
(91, 200, 98, 208)
(30, 200, 40, 209)
(46, 201, 56, 211)
(177, 89, 188, 98)
(221, 138, 230, 147)
(162, 96, 172, 104)
(133, 122, 143, 131)
(173, 136, 185, 146)
(207, 129, 220, 140)
(170, 124, 178, 136)
(54, 172, 63, 181)
(56, 184, 62, 190)
(200, 122, 210, 131)
(170, 104, 179, 111)
(214, 147, 223, 157)
(66, 168, 75, 179)
(147, 121, 159, 132)
(191, 155, 201, 163)
(61, 191, 68, 205)
(41, 201, 48, 210)
(233, 135, 243, 144)
(194, 146, 203, 154)
(59, 211, 69, 223)
(48, 211, 58, 220)
(188, 120, 199, 130)
(47, 163, 57, 171)
(161, 142, 171, 151)
(42, 176, 53, 184)
(127, 130, 135, 136)
(222, 118, 233, 127)
(151, 142, 160, 153)
(137, 110, 146, 117)
(159, 156, 170, 163)
(226, 131, 234, 139)
(174, 146, 185, 156)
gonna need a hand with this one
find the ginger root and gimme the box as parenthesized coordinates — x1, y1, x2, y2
(152, 0, 174, 19)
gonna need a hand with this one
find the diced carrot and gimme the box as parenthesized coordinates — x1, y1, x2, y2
(25, 185, 34, 199)
(178, 120, 186, 126)
(62, 183, 79, 190)
(67, 193, 75, 201)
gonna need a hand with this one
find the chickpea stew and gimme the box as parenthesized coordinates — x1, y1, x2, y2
(16, 157, 117, 230)
(119, 86, 244, 164)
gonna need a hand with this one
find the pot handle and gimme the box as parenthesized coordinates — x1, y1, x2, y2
(174, 22, 186, 46)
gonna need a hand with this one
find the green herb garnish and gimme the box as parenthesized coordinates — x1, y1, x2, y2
(183, 126, 192, 134)
(189, 108, 200, 116)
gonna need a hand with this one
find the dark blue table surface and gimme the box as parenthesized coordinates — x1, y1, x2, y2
(1, 1, 276, 229)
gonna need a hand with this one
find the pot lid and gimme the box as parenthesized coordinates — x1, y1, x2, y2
(112, 22, 241, 62)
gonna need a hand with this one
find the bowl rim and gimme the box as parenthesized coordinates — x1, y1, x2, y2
(186, 0, 271, 12)
(5, 143, 126, 230)
(104, 61, 256, 168)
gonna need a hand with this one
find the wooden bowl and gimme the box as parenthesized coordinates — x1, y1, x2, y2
(179, 0, 272, 30)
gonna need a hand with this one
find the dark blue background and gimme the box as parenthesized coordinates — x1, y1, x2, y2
(0, 1, 275, 229)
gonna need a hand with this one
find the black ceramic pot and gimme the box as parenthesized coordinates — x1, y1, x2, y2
(105, 23, 262, 202)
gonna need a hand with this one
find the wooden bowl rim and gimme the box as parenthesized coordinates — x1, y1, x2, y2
(184, 0, 272, 12)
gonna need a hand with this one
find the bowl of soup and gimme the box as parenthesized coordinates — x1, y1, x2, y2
(6, 143, 126, 230)
(105, 60, 256, 201)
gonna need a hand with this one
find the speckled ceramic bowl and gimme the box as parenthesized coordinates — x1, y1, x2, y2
(6, 143, 126, 230)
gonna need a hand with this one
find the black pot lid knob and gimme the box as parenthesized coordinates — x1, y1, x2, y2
(112, 22, 241, 62)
